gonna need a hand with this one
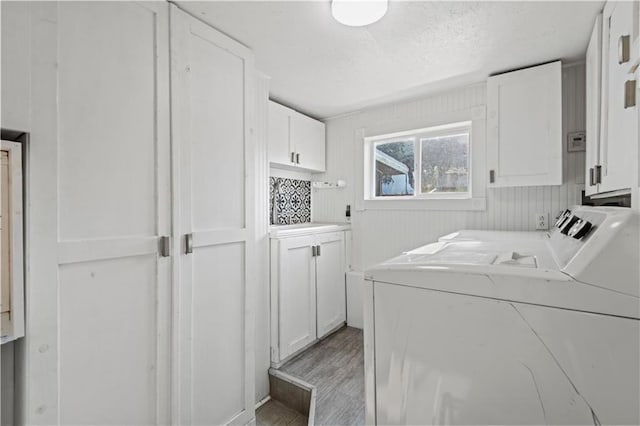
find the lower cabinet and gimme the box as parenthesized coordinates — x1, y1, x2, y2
(270, 231, 346, 365)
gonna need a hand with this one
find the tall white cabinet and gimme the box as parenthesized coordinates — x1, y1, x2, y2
(34, 3, 172, 424)
(5, 3, 256, 425)
(585, 2, 639, 197)
(170, 5, 256, 425)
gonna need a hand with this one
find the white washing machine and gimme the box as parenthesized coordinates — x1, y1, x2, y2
(363, 206, 639, 425)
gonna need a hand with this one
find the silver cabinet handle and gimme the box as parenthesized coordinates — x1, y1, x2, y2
(594, 165, 602, 184)
(316, 245, 321, 256)
(311, 245, 317, 257)
(185, 233, 193, 255)
(489, 170, 495, 184)
(291, 152, 295, 163)
(624, 80, 636, 109)
(296, 153, 300, 164)
(589, 167, 595, 186)
(619, 35, 630, 64)
(159, 236, 170, 257)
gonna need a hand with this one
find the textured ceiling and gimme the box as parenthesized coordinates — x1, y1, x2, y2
(177, 1, 604, 119)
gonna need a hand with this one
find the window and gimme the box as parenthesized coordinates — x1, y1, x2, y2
(367, 121, 471, 200)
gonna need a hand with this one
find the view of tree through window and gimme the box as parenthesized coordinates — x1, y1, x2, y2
(374, 140, 414, 196)
(421, 133, 469, 193)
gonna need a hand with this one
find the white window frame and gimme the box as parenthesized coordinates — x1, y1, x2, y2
(356, 106, 487, 211)
(367, 121, 472, 200)
(1, 140, 25, 344)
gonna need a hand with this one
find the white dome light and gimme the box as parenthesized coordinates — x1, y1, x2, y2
(331, 0, 388, 27)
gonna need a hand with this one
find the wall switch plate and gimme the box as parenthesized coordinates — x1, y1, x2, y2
(535, 213, 548, 230)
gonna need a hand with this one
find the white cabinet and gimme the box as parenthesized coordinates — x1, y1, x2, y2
(275, 236, 317, 360)
(487, 61, 563, 187)
(270, 230, 346, 365)
(586, 14, 603, 196)
(589, 1, 638, 195)
(171, 5, 256, 425)
(291, 112, 326, 172)
(315, 232, 347, 338)
(268, 100, 326, 172)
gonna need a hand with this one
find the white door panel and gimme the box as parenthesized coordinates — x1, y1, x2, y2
(44, 2, 172, 424)
(600, 2, 637, 193)
(192, 243, 246, 425)
(316, 232, 345, 338)
(585, 14, 602, 196)
(58, 1, 161, 240)
(487, 61, 562, 187)
(278, 236, 316, 359)
(171, 5, 255, 425)
(59, 255, 158, 425)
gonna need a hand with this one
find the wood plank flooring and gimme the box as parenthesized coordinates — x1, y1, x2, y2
(280, 326, 365, 426)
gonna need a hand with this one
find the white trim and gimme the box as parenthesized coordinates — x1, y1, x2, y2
(357, 106, 486, 211)
(1, 140, 25, 344)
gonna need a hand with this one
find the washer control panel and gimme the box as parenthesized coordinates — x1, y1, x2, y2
(552, 209, 594, 240)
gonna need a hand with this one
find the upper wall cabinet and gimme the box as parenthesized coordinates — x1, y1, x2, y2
(487, 61, 563, 187)
(585, 13, 603, 196)
(268, 100, 326, 173)
(585, 1, 638, 196)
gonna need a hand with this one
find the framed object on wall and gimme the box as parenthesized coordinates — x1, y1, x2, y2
(1, 140, 24, 344)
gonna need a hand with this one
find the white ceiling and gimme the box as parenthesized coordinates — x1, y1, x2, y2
(177, 1, 604, 120)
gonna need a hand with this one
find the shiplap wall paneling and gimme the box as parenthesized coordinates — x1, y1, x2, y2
(314, 64, 586, 270)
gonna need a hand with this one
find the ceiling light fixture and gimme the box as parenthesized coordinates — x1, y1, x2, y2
(331, 0, 388, 27)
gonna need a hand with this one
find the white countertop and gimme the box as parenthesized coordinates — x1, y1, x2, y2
(269, 222, 351, 238)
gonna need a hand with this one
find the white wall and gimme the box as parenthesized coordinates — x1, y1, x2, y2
(314, 64, 586, 270)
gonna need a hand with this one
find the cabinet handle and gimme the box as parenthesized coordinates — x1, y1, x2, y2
(296, 153, 300, 164)
(316, 245, 321, 256)
(159, 236, 170, 257)
(624, 80, 636, 109)
(618, 35, 630, 64)
(594, 165, 602, 184)
(290, 152, 295, 163)
(185, 233, 193, 255)
(489, 169, 495, 184)
(311, 245, 316, 257)
(589, 167, 595, 186)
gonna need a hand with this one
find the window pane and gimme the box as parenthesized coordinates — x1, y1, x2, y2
(375, 140, 414, 196)
(420, 133, 469, 194)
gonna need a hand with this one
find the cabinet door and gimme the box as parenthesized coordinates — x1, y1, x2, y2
(268, 101, 294, 166)
(585, 14, 602, 196)
(290, 112, 326, 172)
(315, 232, 346, 338)
(600, 2, 638, 193)
(50, 3, 173, 425)
(487, 61, 562, 187)
(277, 236, 317, 360)
(171, 5, 255, 425)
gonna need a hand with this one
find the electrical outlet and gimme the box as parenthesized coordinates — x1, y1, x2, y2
(535, 213, 548, 230)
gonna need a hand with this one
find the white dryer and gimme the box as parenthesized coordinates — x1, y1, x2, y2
(363, 206, 639, 425)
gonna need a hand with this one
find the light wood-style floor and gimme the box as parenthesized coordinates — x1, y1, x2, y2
(281, 326, 365, 426)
